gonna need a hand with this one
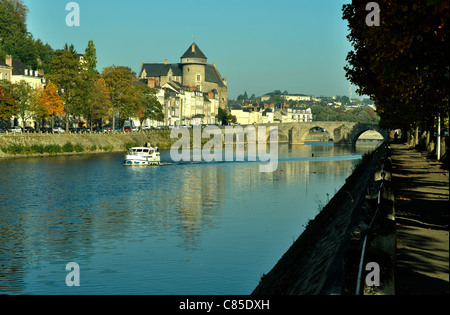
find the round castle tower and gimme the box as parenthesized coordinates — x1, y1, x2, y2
(181, 43, 207, 90)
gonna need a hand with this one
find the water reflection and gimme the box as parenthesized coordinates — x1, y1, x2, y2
(0, 142, 379, 294)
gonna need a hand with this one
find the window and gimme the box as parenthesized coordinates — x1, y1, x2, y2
(196, 74, 201, 82)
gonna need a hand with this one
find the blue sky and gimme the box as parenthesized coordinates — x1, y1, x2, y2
(23, 0, 357, 99)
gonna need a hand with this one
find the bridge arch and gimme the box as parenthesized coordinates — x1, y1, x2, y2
(347, 123, 388, 145)
(287, 122, 355, 144)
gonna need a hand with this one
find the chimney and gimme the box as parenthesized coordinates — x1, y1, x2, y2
(5, 55, 12, 67)
(164, 59, 168, 64)
(191, 44, 195, 52)
(213, 61, 216, 68)
(37, 69, 45, 76)
(148, 78, 156, 88)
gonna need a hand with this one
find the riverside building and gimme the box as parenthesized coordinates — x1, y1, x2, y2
(138, 42, 228, 126)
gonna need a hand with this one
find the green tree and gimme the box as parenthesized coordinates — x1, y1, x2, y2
(84, 40, 97, 75)
(86, 77, 112, 128)
(340, 96, 350, 105)
(134, 84, 164, 130)
(217, 107, 228, 125)
(46, 48, 85, 130)
(63, 43, 77, 54)
(102, 65, 137, 130)
(268, 93, 284, 105)
(34, 39, 54, 74)
(0, 0, 28, 39)
(0, 0, 40, 68)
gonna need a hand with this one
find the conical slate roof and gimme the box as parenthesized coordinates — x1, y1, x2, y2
(181, 43, 207, 60)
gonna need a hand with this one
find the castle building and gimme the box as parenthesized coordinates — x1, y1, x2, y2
(138, 43, 227, 110)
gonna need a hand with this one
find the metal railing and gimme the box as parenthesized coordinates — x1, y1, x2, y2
(355, 146, 387, 295)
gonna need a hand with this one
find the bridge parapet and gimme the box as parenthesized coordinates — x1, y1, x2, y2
(230, 122, 387, 145)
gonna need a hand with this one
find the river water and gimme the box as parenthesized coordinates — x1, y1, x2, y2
(0, 142, 380, 294)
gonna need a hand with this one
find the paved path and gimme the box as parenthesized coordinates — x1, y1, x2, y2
(389, 142, 449, 295)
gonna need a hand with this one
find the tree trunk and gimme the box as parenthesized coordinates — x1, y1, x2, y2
(414, 125, 419, 147)
(65, 113, 69, 132)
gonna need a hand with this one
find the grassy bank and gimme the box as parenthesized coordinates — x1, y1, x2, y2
(0, 131, 175, 158)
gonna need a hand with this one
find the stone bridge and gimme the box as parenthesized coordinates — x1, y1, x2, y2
(223, 122, 388, 145)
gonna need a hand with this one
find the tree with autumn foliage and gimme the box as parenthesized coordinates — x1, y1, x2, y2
(342, 0, 449, 148)
(0, 85, 17, 120)
(37, 81, 64, 129)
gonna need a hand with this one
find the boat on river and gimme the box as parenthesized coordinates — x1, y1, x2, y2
(123, 145, 160, 166)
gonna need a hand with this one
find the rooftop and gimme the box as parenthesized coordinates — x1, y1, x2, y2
(181, 43, 207, 60)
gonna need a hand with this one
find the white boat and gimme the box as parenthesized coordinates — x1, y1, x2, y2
(123, 146, 160, 166)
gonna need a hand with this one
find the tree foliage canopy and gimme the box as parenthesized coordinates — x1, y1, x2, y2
(134, 84, 164, 128)
(0, 86, 16, 119)
(0, 0, 54, 71)
(343, 0, 449, 130)
(37, 81, 64, 117)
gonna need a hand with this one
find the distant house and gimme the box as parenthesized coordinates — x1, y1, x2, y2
(2, 55, 45, 89)
(231, 109, 262, 125)
(0, 56, 12, 82)
(261, 93, 312, 102)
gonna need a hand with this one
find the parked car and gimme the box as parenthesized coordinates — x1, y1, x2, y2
(53, 127, 65, 133)
(40, 127, 51, 133)
(24, 126, 35, 133)
(123, 126, 131, 132)
(103, 126, 113, 133)
(9, 126, 22, 133)
(0, 127, 6, 133)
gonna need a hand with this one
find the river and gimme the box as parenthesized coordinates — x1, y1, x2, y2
(0, 141, 380, 294)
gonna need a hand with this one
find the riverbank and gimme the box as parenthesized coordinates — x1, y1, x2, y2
(0, 131, 174, 158)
